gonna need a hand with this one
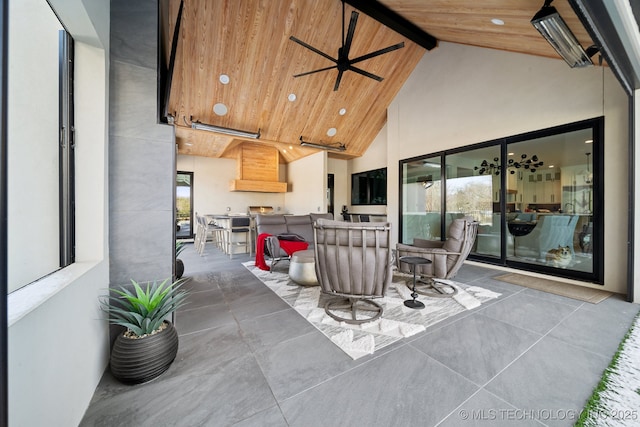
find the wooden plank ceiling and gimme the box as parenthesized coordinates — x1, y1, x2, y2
(165, 0, 597, 163)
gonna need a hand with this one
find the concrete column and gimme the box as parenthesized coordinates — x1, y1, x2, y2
(109, 0, 174, 285)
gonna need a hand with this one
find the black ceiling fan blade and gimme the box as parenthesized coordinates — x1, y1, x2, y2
(341, 0, 345, 48)
(348, 65, 383, 82)
(342, 11, 359, 57)
(293, 65, 337, 78)
(350, 42, 405, 64)
(289, 36, 337, 63)
(334, 70, 345, 91)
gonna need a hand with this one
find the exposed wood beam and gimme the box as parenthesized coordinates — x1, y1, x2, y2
(344, 0, 438, 50)
(159, 0, 183, 123)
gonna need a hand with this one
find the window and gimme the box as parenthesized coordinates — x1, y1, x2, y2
(399, 117, 603, 284)
(176, 171, 193, 240)
(7, 0, 74, 293)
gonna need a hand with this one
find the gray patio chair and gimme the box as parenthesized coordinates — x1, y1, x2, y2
(396, 217, 478, 297)
(313, 219, 392, 324)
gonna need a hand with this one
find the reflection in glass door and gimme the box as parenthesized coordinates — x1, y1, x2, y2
(176, 171, 193, 239)
(401, 155, 442, 243)
(506, 129, 594, 275)
(446, 146, 502, 258)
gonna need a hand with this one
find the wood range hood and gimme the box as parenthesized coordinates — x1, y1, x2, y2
(229, 143, 288, 193)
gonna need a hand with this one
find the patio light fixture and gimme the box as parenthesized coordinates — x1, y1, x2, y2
(530, 0, 598, 68)
(299, 136, 346, 152)
(190, 119, 260, 139)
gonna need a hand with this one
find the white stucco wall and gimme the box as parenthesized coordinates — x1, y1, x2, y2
(285, 151, 327, 214)
(8, 0, 111, 426)
(383, 42, 628, 294)
(177, 154, 287, 215)
(349, 124, 389, 217)
(176, 150, 330, 219)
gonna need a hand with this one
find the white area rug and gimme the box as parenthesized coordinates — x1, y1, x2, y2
(243, 262, 501, 360)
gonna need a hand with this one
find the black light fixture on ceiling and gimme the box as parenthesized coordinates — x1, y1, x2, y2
(474, 157, 501, 176)
(530, 0, 598, 68)
(507, 154, 544, 173)
(299, 136, 346, 152)
(474, 154, 544, 175)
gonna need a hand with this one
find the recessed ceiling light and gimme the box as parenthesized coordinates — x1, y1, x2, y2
(219, 74, 230, 84)
(491, 18, 504, 26)
(549, 165, 554, 168)
(327, 127, 337, 137)
(289, 145, 293, 150)
(213, 103, 228, 116)
(288, 93, 297, 102)
(185, 142, 193, 146)
(508, 152, 514, 156)
(283, 149, 287, 153)
(585, 139, 593, 144)
(339, 108, 347, 115)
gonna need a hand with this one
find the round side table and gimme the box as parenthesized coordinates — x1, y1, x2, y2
(288, 249, 318, 286)
(399, 256, 431, 309)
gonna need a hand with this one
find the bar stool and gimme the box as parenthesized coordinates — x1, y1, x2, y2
(207, 217, 224, 251)
(197, 215, 212, 255)
(226, 216, 251, 259)
(194, 213, 202, 253)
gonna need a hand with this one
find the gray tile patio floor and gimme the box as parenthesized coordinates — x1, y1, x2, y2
(80, 243, 639, 426)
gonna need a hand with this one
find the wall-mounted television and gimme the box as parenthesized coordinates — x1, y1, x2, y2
(351, 168, 387, 205)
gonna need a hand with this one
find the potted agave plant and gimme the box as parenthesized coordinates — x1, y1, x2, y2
(101, 278, 189, 384)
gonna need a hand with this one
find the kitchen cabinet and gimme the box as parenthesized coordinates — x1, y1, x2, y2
(490, 170, 561, 207)
(492, 172, 521, 204)
(522, 171, 561, 205)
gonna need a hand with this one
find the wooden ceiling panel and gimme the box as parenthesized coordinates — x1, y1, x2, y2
(168, 0, 425, 161)
(175, 126, 235, 157)
(379, 0, 596, 60)
(167, 0, 599, 163)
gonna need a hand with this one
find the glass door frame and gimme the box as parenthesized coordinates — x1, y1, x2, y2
(398, 117, 604, 284)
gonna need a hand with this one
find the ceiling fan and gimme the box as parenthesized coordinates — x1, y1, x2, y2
(289, 1, 405, 91)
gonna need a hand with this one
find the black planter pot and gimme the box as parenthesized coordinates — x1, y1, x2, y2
(176, 258, 184, 279)
(110, 321, 179, 384)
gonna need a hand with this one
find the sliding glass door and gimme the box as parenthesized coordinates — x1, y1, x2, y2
(446, 146, 503, 259)
(505, 127, 596, 276)
(399, 117, 602, 283)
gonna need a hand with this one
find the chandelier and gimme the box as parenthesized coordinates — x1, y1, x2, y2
(474, 154, 544, 175)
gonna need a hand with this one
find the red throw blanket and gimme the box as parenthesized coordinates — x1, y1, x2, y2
(255, 233, 309, 271)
